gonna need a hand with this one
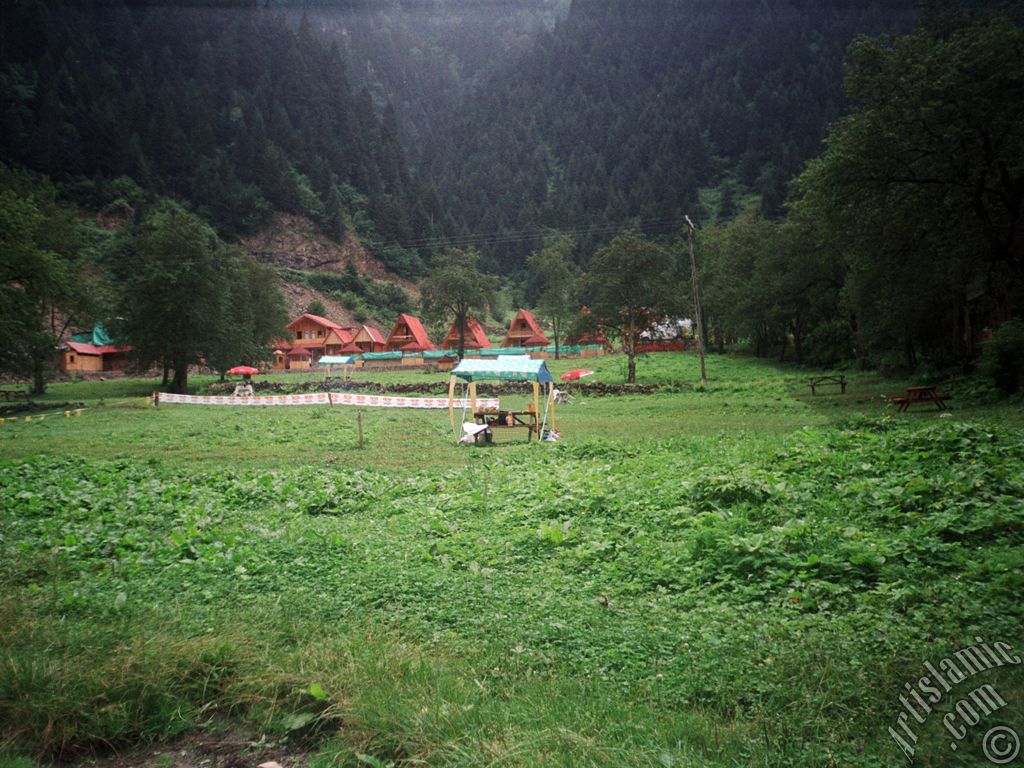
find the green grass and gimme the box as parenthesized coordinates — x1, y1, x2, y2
(1, 352, 1021, 766)
(6, 353, 1021, 471)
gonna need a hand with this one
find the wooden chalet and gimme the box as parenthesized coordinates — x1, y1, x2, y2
(385, 313, 436, 352)
(502, 309, 550, 348)
(287, 313, 355, 362)
(442, 316, 491, 351)
(61, 341, 132, 372)
(352, 324, 386, 353)
(61, 324, 132, 372)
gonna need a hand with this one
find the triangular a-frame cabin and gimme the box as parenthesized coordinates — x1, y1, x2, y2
(502, 308, 550, 348)
(442, 316, 492, 350)
(386, 313, 436, 351)
(352, 324, 386, 353)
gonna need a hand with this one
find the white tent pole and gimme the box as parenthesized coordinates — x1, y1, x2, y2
(448, 375, 457, 437)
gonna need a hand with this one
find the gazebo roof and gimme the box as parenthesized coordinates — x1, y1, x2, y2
(451, 357, 553, 383)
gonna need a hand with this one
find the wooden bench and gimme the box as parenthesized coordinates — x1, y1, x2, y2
(0, 390, 28, 401)
(809, 375, 847, 395)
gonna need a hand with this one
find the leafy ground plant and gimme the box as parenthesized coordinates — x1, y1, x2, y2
(1, 354, 1022, 766)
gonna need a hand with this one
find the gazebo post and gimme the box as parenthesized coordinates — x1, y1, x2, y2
(549, 383, 555, 429)
(448, 375, 458, 437)
(532, 382, 540, 439)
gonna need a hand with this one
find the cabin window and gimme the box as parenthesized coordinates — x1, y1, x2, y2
(69, 355, 76, 363)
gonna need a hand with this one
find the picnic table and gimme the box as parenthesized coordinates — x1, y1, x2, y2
(808, 374, 847, 395)
(891, 386, 951, 412)
(473, 408, 538, 442)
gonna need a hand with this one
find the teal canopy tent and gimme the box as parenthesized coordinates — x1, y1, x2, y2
(450, 357, 553, 383)
(448, 357, 556, 441)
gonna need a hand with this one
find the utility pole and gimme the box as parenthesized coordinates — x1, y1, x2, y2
(685, 215, 708, 387)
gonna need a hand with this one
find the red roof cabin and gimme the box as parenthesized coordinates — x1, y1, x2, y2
(352, 324, 386, 353)
(61, 341, 132, 372)
(567, 306, 610, 351)
(386, 314, 436, 352)
(286, 313, 354, 362)
(442, 316, 492, 352)
(502, 309, 550, 348)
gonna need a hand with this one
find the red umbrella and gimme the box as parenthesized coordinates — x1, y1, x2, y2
(225, 365, 260, 376)
(560, 369, 595, 381)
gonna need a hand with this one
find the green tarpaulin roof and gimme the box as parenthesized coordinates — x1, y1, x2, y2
(451, 357, 553, 383)
(71, 322, 117, 346)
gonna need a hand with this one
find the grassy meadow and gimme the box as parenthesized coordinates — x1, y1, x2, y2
(1, 352, 1022, 767)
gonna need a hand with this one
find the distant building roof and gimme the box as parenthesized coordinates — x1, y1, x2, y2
(443, 316, 492, 350)
(65, 341, 132, 355)
(287, 313, 344, 332)
(387, 313, 436, 351)
(502, 308, 549, 347)
(359, 325, 386, 344)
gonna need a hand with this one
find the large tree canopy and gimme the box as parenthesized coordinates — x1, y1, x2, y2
(123, 203, 286, 393)
(0, 165, 97, 393)
(582, 231, 678, 384)
(527, 236, 578, 359)
(419, 247, 498, 359)
(792, 18, 1024, 368)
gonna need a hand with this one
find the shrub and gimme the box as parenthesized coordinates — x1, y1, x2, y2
(803, 319, 854, 368)
(979, 319, 1024, 394)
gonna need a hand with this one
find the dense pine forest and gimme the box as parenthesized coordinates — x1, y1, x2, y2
(2, 0, 917, 271)
(308, 0, 916, 269)
(0, 1, 441, 273)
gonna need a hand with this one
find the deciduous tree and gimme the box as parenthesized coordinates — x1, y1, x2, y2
(124, 204, 229, 393)
(527, 235, 577, 359)
(793, 18, 1024, 368)
(420, 247, 498, 359)
(0, 167, 97, 393)
(582, 231, 678, 383)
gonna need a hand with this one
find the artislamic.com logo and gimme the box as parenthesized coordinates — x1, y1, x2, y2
(890, 637, 1020, 763)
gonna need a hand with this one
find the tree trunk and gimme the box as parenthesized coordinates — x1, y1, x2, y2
(554, 317, 560, 360)
(457, 314, 466, 360)
(852, 311, 868, 369)
(162, 359, 170, 387)
(171, 365, 188, 394)
(625, 330, 636, 384)
(904, 338, 917, 370)
(31, 350, 46, 395)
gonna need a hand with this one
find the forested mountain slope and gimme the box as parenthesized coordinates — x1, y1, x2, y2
(340, 0, 914, 270)
(0, 0, 441, 275)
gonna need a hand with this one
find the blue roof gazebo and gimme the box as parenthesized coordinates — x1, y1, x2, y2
(447, 357, 556, 441)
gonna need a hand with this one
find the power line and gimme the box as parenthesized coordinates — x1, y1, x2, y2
(390, 214, 690, 252)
